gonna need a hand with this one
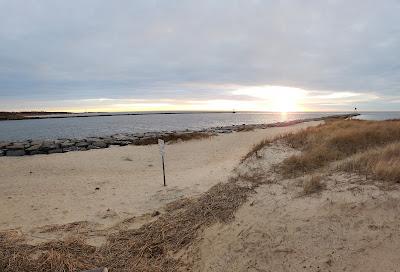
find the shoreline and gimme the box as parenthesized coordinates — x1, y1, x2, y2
(0, 113, 358, 157)
(0, 111, 239, 121)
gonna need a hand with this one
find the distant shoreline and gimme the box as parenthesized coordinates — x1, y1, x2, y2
(0, 111, 72, 121)
(0, 110, 363, 121)
(1, 111, 244, 121)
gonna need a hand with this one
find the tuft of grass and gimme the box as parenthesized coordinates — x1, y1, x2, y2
(280, 119, 400, 176)
(241, 139, 271, 163)
(340, 142, 400, 183)
(302, 175, 325, 195)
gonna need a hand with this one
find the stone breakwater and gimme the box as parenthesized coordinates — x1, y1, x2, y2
(0, 114, 358, 157)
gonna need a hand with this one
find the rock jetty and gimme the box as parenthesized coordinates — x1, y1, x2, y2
(0, 114, 358, 157)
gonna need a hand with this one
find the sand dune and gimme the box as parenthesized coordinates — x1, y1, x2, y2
(194, 141, 400, 272)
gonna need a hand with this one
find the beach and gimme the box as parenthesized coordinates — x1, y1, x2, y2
(2, 118, 400, 271)
(0, 120, 321, 236)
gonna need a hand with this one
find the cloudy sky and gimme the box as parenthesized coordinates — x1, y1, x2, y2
(1, 0, 399, 112)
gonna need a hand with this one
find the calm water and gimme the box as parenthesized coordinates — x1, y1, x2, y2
(0, 111, 398, 141)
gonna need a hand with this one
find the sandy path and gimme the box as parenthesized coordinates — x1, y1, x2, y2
(0, 121, 320, 233)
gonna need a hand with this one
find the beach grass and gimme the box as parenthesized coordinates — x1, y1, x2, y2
(241, 138, 271, 163)
(340, 142, 400, 183)
(279, 119, 400, 177)
(302, 175, 325, 195)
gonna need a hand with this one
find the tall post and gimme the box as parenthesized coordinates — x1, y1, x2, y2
(161, 154, 166, 186)
(158, 139, 166, 186)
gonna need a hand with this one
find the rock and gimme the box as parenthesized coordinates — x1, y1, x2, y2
(41, 141, 59, 151)
(26, 144, 41, 152)
(6, 143, 25, 150)
(30, 140, 44, 146)
(6, 149, 25, 156)
(48, 148, 63, 154)
(86, 137, 100, 144)
(0, 142, 8, 149)
(151, 211, 160, 217)
(0, 150, 5, 156)
(110, 140, 130, 146)
(76, 141, 89, 148)
(61, 141, 75, 148)
(112, 134, 131, 141)
(138, 137, 156, 145)
(92, 141, 107, 148)
(63, 146, 79, 152)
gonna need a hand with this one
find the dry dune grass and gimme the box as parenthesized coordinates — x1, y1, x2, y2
(302, 175, 325, 195)
(0, 173, 262, 272)
(240, 139, 271, 163)
(280, 119, 400, 176)
(341, 142, 400, 183)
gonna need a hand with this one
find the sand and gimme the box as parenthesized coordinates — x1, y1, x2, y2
(0, 121, 321, 235)
(194, 141, 400, 272)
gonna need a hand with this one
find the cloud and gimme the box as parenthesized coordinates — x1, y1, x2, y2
(0, 0, 400, 110)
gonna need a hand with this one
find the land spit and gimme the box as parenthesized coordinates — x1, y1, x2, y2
(0, 113, 358, 157)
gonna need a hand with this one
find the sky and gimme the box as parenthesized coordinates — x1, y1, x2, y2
(0, 0, 400, 112)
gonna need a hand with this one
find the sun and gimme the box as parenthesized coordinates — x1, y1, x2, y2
(272, 92, 300, 112)
(232, 85, 307, 112)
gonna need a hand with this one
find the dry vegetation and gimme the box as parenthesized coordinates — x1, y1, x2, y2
(239, 118, 400, 183)
(240, 139, 271, 163)
(341, 142, 400, 183)
(279, 119, 400, 177)
(0, 172, 264, 272)
(302, 175, 325, 195)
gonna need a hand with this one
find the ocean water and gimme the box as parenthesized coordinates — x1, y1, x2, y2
(0, 111, 398, 141)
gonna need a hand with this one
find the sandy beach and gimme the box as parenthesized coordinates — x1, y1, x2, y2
(3, 118, 400, 272)
(0, 121, 321, 235)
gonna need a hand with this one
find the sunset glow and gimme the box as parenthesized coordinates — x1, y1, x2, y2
(232, 86, 307, 112)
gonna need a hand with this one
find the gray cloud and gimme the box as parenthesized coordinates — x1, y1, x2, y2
(0, 0, 400, 110)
